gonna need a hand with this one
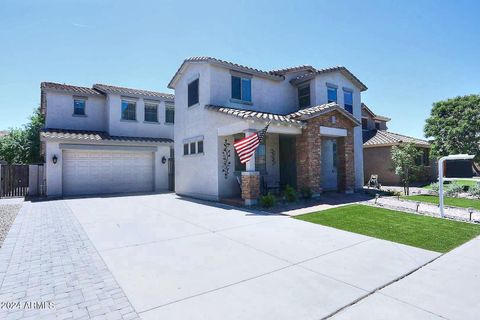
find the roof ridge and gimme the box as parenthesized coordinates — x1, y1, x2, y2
(383, 130, 429, 143)
(93, 83, 174, 97)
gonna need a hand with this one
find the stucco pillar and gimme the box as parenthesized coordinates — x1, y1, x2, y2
(244, 131, 256, 172)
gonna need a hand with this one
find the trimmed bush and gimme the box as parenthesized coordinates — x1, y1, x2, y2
(469, 183, 480, 199)
(300, 187, 313, 199)
(284, 185, 297, 202)
(445, 181, 463, 197)
(260, 193, 276, 208)
(429, 182, 440, 194)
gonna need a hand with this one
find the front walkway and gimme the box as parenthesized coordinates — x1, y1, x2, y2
(0, 201, 139, 320)
(332, 235, 480, 319)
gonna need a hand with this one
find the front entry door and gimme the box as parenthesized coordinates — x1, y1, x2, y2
(321, 138, 338, 191)
(279, 135, 297, 189)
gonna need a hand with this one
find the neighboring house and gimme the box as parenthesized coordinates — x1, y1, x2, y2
(362, 103, 435, 185)
(40, 82, 174, 197)
(168, 57, 367, 203)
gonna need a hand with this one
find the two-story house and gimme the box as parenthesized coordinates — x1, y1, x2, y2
(361, 103, 435, 185)
(40, 82, 174, 197)
(168, 57, 368, 204)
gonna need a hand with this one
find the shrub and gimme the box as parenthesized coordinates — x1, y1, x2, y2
(284, 185, 297, 202)
(429, 182, 440, 194)
(469, 183, 480, 199)
(300, 187, 313, 199)
(445, 181, 463, 197)
(260, 193, 276, 208)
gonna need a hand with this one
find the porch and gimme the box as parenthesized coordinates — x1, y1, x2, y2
(214, 106, 359, 206)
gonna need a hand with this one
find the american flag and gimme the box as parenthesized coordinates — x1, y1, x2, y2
(234, 122, 271, 164)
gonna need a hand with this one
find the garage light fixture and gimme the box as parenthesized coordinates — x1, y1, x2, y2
(161, 156, 167, 164)
(52, 155, 58, 164)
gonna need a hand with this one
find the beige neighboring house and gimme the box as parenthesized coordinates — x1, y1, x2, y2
(362, 103, 435, 186)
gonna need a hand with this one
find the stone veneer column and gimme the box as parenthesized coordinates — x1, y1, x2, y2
(296, 110, 356, 195)
(296, 124, 322, 196)
(241, 171, 260, 206)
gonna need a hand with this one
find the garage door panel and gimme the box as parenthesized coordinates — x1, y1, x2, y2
(63, 150, 154, 196)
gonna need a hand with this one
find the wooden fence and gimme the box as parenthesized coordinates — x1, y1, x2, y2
(0, 165, 29, 197)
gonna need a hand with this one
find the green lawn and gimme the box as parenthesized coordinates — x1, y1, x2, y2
(401, 195, 480, 210)
(422, 179, 479, 190)
(295, 204, 480, 253)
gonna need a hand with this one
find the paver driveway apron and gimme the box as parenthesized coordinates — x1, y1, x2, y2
(65, 193, 440, 320)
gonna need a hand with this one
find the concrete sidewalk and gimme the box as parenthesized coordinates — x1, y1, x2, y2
(332, 235, 480, 320)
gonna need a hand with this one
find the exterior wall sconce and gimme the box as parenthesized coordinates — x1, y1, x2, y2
(161, 156, 167, 164)
(52, 155, 58, 164)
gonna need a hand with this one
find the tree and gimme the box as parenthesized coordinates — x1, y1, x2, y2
(0, 108, 44, 164)
(391, 143, 423, 195)
(424, 95, 480, 162)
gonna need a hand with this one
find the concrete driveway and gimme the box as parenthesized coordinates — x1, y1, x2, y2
(63, 193, 440, 319)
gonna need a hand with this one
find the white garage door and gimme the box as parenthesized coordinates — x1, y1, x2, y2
(63, 150, 154, 196)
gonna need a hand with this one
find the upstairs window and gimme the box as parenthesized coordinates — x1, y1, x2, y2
(73, 99, 86, 116)
(188, 79, 199, 107)
(362, 118, 368, 130)
(231, 75, 252, 102)
(375, 122, 380, 130)
(144, 103, 158, 122)
(327, 86, 337, 103)
(121, 100, 136, 121)
(343, 91, 353, 114)
(165, 102, 175, 124)
(298, 84, 310, 108)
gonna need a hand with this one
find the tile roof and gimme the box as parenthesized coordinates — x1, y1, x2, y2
(291, 66, 368, 91)
(168, 57, 284, 88)
(93, 84, 174, 100)
(363, 130, 430, 147)
(204, 105, 304, 126)
(41, 82, 102, 96)
(205, 102, 361, 127)
(41, 128, 173, 143)
(361, 103, 390, 122)
(288, 103, 361, 125)
(268, 65, 316, 75)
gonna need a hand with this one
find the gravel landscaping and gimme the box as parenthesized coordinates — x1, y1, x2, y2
(0, 203, 21, 247)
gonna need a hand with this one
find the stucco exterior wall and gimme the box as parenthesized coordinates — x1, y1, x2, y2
(209, 65, 297, 115)
(174, 63, 221, 200)
(106, 94, 174, 139)
(45, 92, 106, 131)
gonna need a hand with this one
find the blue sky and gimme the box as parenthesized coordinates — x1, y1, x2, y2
(1, 0, 479, 138)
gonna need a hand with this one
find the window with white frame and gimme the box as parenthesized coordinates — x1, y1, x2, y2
(231, 75, 252, 102)
(73, 98, 86, 116)
(188, 78, 199, 107)
(183, 137, 205, 156)
(144, 103, 158, 122)
(121, 100, 136, 120)
(327, 86, 337, 103)
(343, 90, 353, 114)
(165, 102, 174, 124)
(298, 84, 310, 108)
